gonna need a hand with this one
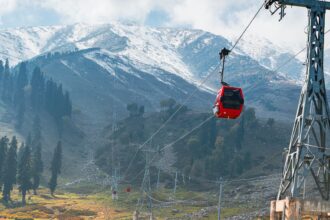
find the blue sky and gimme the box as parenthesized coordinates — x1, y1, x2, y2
(0, 0, 322, 50)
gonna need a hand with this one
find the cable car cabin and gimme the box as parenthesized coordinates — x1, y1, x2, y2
(213, 85, 244, 119)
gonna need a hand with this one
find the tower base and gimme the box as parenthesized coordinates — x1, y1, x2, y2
(270, 197, 330, 220)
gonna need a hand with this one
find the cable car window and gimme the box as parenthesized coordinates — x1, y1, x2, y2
(222, 89, 242, 110)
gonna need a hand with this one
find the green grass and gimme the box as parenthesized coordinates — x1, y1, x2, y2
(90, 186, 257, 219)
(0, 184, 268, 219)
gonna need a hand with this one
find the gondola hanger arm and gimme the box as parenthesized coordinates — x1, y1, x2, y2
(219, 48, 230, 85)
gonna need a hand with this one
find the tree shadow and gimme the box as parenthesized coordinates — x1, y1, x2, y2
(0, 198, 25, 208)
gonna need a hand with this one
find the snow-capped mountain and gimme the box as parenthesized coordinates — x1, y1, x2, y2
(0, 22, 316, 125)
(235, 34, 305, 82)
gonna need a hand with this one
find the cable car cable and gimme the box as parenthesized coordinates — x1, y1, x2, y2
(125, 0, 267, 178)
(141, 114, 214, 170)
(274, 28, 330, 73)
(122, 65, 220, 179)
(126, 1, 267, 199)
(274, 47, 306, 73)
(158, 114, 215, 152)
(230, 2, 266, 52)
(219, 1, 264, 84)
(123, 114, 214, 184)
(244, 28, 330, 96)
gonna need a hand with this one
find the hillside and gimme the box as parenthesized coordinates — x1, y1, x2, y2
(95, 103, 291, 184)
(0, 23, 317, 120)
(0, 22, 322, 183)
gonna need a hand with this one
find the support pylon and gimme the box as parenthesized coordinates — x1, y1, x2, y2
(266, 0, 330, 201)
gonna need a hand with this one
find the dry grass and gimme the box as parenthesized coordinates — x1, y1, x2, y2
(0, 188, 132, 220)
(0, 187, 252, 220)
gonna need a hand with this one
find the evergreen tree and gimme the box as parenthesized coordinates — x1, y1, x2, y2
(200, 118, 217, 155)
(4, 59, 9, 77)
(0, 137, 8, 190)
(235, 116, 245, 150)
(160, 98, 176, 112)
(55, 84, 64, 120)
(31, 143, 43, 195)
(138, 105, 144, 116)
(266, 118, 275, 128)
(16, 102, 25, 129)
(2, 59, 10, 102)
(2, 136, 18, 202)
(14, 62, 28, 105)
(0, 60, 4, 82)
(17, 142, 25, 163)
(31, 115, 43, 195)
(17, 145, 32, 205)
(30, 67, 45, 110)
(126, 103, 138, 117)
(45, 79, 56, 114)
(32, 115, 41, 149)
(64, 91, 72, 117)
(14, 62, 28, 128)
(17, 62, 28, 88)
(44, 79, 72, 129)
(48, 141, 62, 196)
(126, 103, 144, 117)
(6, 75, 14, 103)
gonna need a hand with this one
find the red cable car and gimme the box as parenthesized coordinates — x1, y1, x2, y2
(213, 48, 245, 119)
(213, 85, 244, 119)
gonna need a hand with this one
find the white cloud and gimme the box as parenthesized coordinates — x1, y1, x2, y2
(36, 0, 156, 24)
(0, 0, 329, 51)
(161, 0, 309, 51)
(34, 0, 312, 50)
(0, 0, 17, 14)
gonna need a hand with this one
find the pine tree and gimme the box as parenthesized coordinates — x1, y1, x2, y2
(17, 145, 32, 205)
(14, 62, 28, 106)
(2, 136, 18, 202)
(7, 75, 14, 103)
(16, 102, 25, 129)
(14, 62, 28, 128)
(0, 137, 8, 191)
(30, 67, 45, 110)
(31, 143, 43, 195)
(17, 142, 25, 163)
(55, 84, 64, 120)
(32, 115, 41, 149)
(48, 141, 62, 196)
(0, 60, 4, 83)
(2, 59, 10, 102)
(45, 79, 56, 114)
(44, 79, 72, 126)
(4, 59, 9, 77)
(64, 91, 72, 117)
(17, 62, 28, 89)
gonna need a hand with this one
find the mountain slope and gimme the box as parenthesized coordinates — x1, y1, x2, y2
(0, 22, 325, 181)
(0, 23, 322, 145)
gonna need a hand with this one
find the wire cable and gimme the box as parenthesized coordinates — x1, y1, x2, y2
(122, 65, 220, 179)
(142, 114, 215, 173)
(274, 28, 330, 73)
(230, 1, 266, 52)
(123, 0, 266, 180)
(274, 47, 306, 73)
(128, 2, 271, 209)
(158, 114, 215, 152)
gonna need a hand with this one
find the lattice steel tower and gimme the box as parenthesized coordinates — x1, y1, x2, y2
(265, 0, 330, 200)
